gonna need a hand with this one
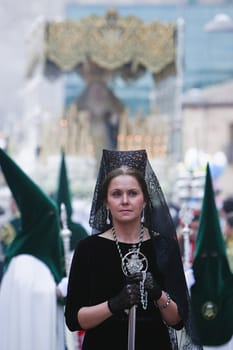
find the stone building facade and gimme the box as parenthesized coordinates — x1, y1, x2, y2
(182, 80, 233, 197)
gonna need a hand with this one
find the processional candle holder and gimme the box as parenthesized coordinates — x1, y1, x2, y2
(60, 205, 80, 350)
(179, 203, 194, 271)
(60, 203, 72, 274)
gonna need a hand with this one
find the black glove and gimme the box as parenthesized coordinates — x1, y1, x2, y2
(144, 272, 162, 301)
(108, 283, 141, 314)
(125, 272, 143, 284)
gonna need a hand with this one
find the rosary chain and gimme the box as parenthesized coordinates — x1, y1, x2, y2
(111, 223, 144, 263)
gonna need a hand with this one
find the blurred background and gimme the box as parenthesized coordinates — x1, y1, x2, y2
(0, 0, 233, 227)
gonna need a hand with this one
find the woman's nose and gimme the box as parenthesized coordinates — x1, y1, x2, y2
(122, 193, 128, 203)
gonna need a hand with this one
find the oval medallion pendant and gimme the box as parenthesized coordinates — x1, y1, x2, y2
(122, 251, 148, 276)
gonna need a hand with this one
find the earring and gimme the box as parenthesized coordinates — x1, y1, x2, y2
(106, 208, 111, 225)
(141, 207, 145, 223)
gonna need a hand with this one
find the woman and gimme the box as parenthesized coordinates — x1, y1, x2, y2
(65, 149, 202, 350)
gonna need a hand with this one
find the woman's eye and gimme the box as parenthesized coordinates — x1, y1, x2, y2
(111, 191, 121, 197)
(128, 190, 138, 197)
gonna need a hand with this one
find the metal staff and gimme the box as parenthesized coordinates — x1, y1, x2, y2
(128, 305, 136, 350)
(60, 203, 71, 274)
(179, 203, 193, 271)
(60, 203, 79, 350)
(122, 251, 148, 350)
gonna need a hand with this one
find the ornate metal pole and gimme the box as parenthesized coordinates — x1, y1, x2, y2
(60, 203, 71, 274)
(60, 203, 80, 350)
(128, 305, 136, 350)
(179, 203, 194, 271)
(122, 250, 148, 350)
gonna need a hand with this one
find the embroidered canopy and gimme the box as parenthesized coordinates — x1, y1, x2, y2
(43, 8, 176, 81)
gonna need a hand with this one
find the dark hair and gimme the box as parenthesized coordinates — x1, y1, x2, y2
(226, 214, 233, 228)
(102, 166, 151, 225)
(222, 196, 233, 214)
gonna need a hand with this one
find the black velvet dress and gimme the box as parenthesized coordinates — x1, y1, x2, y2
(65, 234, 176, 350)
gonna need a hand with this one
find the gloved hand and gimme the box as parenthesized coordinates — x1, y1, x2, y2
(125, 272, 142, 284)
(144, 272, 162, 301)
(56, 277, 68, 298)
(108, 283, 141, 314)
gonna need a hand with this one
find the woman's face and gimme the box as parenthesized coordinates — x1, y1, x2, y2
(106, 174, 145, 224)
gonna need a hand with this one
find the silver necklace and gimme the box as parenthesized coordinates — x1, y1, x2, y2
(111, 224, 148, 309)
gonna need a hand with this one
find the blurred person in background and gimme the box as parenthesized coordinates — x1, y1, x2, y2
(0, 148, 66, 350)
(190, 165, 233, 350)
(0, 196, 21, 255)
(223, 214, 233, 272)
(220, 196, 233, 271)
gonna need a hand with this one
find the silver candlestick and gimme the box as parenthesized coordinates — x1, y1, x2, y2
(60, 203, 80, 350)
(179, 203, 194, 271)
(60, 203, 71, 275)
